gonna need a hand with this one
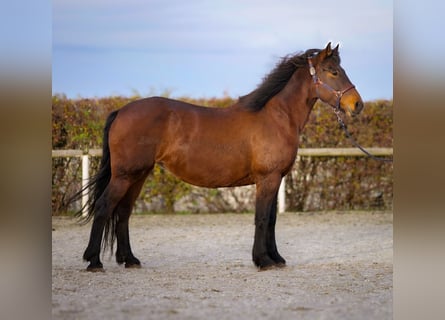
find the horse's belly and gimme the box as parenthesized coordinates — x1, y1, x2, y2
(159, 151, 253, 188)
(176, 172, 254, 188)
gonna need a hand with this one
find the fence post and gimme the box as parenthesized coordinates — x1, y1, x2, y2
(81, 154, 89, 217)
(279, 155, 301, 213)
(278, 177, 286, 213)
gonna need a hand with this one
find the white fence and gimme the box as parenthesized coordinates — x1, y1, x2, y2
(52, 148, 393, 215)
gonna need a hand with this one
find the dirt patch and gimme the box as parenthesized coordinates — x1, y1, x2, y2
(52, 211, 392, 319)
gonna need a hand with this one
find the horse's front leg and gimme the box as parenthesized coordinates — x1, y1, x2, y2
(252, 174, 282, 270)
(266, 192, 286, 266)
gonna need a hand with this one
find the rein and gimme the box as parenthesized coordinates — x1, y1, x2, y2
(307, 57, 393, 163)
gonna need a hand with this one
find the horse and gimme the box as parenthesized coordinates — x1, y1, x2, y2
(76, 42, 363, 271)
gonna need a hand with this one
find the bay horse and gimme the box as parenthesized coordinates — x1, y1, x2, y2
(78, 43, 363, 271)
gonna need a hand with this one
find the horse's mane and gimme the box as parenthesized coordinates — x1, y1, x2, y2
(238, 48, 323, 111)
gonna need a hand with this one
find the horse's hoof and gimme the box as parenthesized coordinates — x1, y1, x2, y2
(86, 266, 105, 272)
(124, 256, 141, 268)
(125, 263, 141, 269)
(253, 255, 276, 270)
(271, 255, 286, 265)
(258, 262, 285, 271)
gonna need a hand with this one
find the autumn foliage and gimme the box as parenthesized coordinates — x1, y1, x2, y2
(52, 94, 392, 214)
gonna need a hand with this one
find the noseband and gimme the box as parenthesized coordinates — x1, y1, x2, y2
(307, 56, 355, 111)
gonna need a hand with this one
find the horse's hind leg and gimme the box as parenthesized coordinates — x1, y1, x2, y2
(83, 177, 131, 271)
(115, 173, 150, 268)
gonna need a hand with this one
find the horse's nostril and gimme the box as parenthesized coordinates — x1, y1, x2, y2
(355, 101, 364, 114)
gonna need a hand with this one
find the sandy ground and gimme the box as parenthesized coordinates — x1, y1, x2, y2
(52, 211, 392, 319)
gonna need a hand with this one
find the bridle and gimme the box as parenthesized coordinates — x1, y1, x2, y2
(307, 56, 393, 163)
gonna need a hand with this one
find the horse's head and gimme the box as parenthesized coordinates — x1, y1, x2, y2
(309, 42, 364, 116)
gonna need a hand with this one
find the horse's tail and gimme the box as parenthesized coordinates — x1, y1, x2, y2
(73, 110, 119, 227)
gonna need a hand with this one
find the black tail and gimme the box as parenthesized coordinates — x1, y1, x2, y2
(73, 110, 119, 226)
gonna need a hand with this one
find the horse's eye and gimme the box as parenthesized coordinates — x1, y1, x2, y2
(323, 68, 338, 76)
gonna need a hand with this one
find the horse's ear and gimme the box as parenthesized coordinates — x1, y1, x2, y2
(325, 42, 332, 56)
(333, 43, 339, 54)
(316, 42, 332, 62)
(317, 42, 332, 62)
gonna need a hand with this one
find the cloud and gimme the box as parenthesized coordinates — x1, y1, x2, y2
(53, 0, 392, 99)
(54, 0, 391, 52)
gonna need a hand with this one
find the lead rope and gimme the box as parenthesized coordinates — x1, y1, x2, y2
(332, 106, 393, 163)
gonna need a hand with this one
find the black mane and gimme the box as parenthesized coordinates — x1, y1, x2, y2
(239, 48, 322, 111)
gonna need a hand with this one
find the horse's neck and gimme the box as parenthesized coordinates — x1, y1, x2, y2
(268, 69, 317, 133)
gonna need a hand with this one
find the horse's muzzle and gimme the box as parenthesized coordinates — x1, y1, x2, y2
(352, 100, 364, 116)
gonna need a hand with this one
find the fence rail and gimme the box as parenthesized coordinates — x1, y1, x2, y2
(52, 148, 393, 215)
(52, 149, 103, 157)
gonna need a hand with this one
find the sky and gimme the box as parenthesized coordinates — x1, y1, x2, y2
(52, 0, 393, 101)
